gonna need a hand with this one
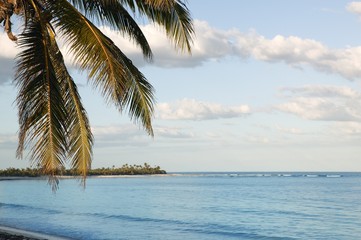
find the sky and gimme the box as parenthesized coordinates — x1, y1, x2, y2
(1, 1, 361, 172)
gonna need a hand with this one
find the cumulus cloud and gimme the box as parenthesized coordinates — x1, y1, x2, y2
(0, 33, 18, 59)
(156, 99, 250, 120)
(277, 85, 361, 121)
(346, 2, 361, 15)
(98, 25, 196, 68)
(3, 19, 361, 81)
(0, 33, 18, 84)
(99, 20, 361, 80)
(247, 35, 361, 80)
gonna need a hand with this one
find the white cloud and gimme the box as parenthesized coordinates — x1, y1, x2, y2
(233, 32, 361, 80)
(275, 126, 303, 135)
(98, 24, 196, 68)
(91, 123, 195, 145)
(92, 124, 144, 140)
(0, 134, 17, 144)
(98, 22, 246, 68)
(99, 20, 361, 80)
(247, 135, 270, 144)
(90, 124, 198, 149)
(4, 19, 361, 82)
(0, 33, 18, 84)
(0, 133, 17, 149)
(322, 121, 361, 144)
(277, 85, 361, 121)
(156, 99, 250, 120)
(91, 124, 150, 147)
(156, 126, 195, 139)
(281, 85, 361, 98)
(330, 121, 361, 136)
(0, 33, 18, 59)
(346, 2, 361, 15)
(225, 31, 361, 81)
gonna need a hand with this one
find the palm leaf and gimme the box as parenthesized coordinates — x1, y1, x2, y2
(15, 13, 67, 190)
(48, 31, 93, 185)
(118, 51, 155, 135)
(69, 0, 153, 60)
(50, 0, 155, 135)
(133, 0, 194, 52)
(142, 0, 175, 11)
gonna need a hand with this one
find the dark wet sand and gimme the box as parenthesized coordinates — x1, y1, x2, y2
(0, 231, 43, 240)
(0, 226, 70, 240)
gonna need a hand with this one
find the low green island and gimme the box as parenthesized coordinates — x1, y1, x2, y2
(0, 163, 166, 177)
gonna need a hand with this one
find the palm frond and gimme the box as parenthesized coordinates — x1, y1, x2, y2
(120, 0, 176, 12)
(48, 30, 93, 185)
(50, 0, 155, 134)
(15, 14, 67, 191)
(118, 51, 155, 135)
(69, 0, 153, 60)
(134, 0, 194, 52)
(143, 0, 175, 11)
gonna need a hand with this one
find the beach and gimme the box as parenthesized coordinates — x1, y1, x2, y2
(0, 229, 41, 239)
(0, 226, 70, 240)
(0, 226, 46, 240)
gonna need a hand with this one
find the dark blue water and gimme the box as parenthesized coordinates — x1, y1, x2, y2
(0, 173, 360, 239)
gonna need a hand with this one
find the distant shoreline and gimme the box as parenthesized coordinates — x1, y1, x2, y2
(0, 172, 360, 181)
(0, 174, 170, 180)
(0, 174, 173, 181)
(0, 164, 166, 178)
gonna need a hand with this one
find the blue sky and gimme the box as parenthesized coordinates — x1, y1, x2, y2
(1, 1, 361, 172)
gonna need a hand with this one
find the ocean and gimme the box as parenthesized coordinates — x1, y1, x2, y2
(0, 173, 360, 239)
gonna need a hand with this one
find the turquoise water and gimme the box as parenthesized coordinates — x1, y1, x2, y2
(0, 173, 360, 239)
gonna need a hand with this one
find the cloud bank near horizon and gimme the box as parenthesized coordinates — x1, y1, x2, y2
(277, 85, 361, 122)
(156, 99, 250, 121)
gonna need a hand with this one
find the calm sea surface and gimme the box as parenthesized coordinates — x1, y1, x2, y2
(0, 173, 360, 239)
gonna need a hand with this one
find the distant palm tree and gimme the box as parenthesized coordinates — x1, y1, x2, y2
(0, 0, 193, 189)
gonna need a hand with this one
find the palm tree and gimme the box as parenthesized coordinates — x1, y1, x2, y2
(0, 0, 193, 189)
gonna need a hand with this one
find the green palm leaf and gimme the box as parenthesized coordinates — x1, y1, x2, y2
(133, 0, 194, 52)
(69, 0, 153, 60)
(3, 0, 193, 189)
(50, 0, 155, 134)
(48, 32, 93, 185)
(15, 14, 67, 190)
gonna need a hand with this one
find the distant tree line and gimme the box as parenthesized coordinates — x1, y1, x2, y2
(0, 163, 166, 177)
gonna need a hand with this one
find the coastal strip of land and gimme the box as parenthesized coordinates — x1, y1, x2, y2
(0, 164, 166, 178)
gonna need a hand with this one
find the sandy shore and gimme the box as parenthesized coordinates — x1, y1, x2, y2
(0, 226, 71, 240)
